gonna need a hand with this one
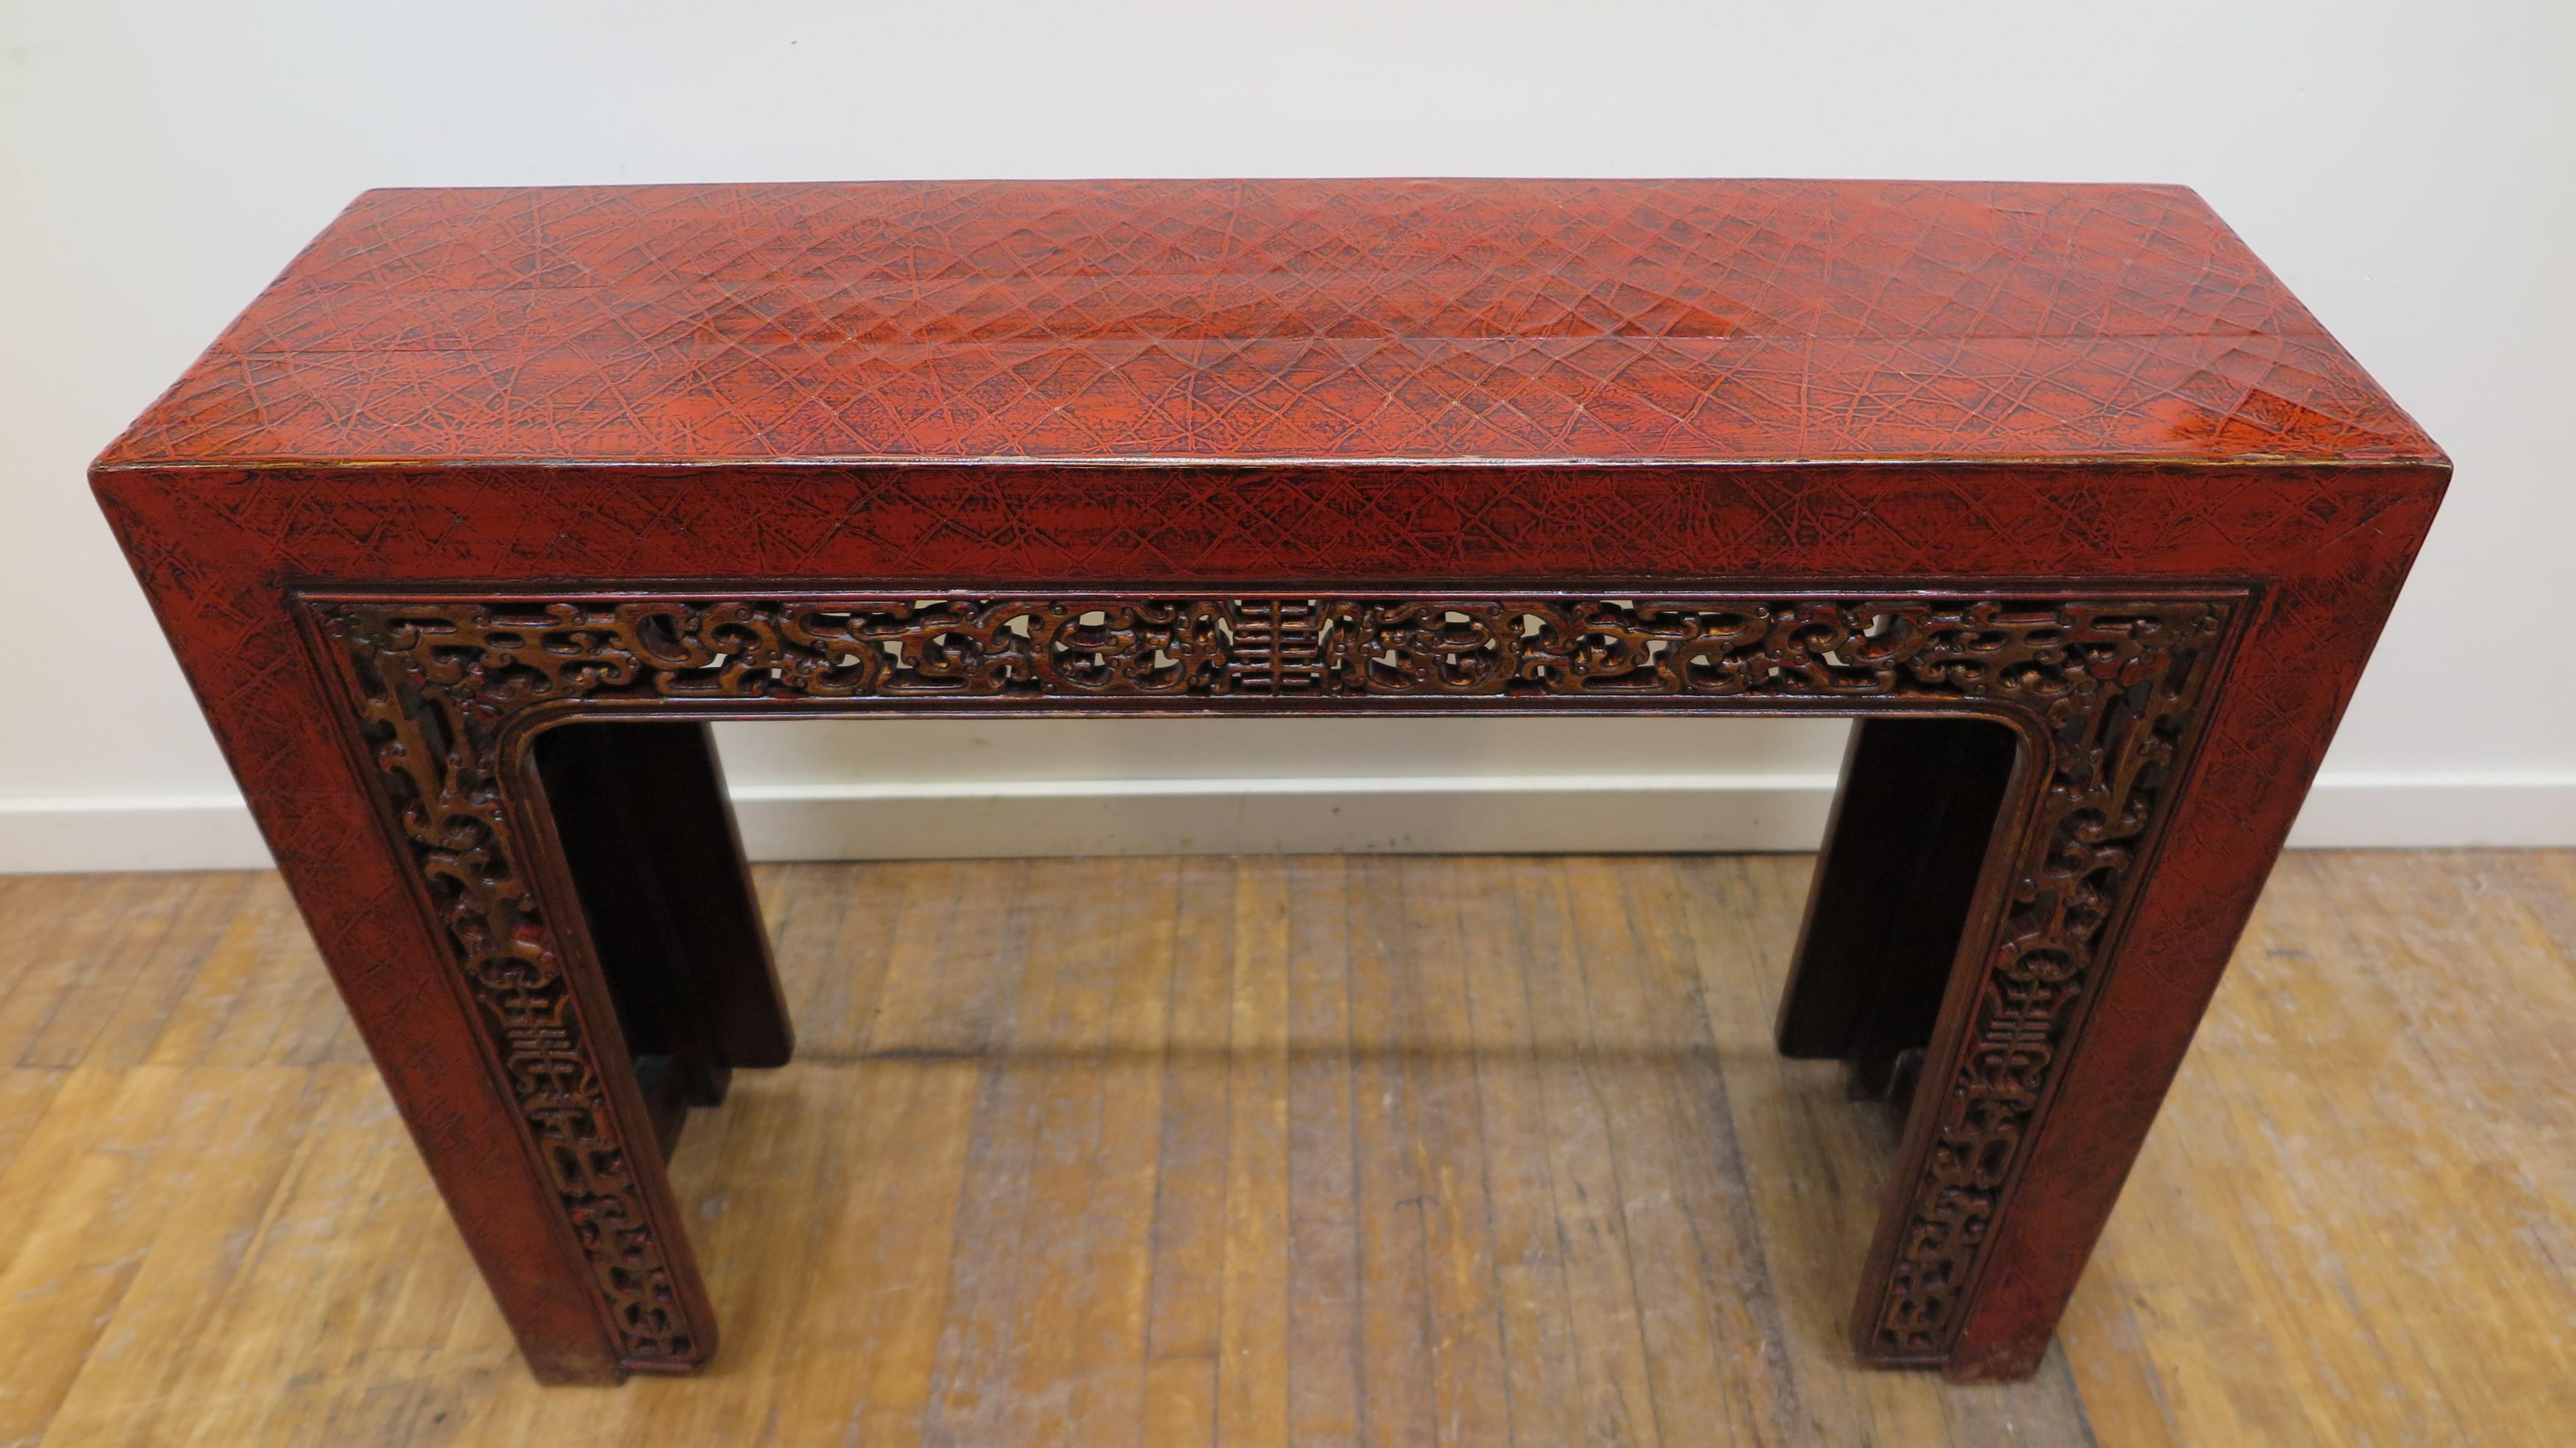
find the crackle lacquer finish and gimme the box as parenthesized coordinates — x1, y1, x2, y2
(92, 180, 2446, 1386)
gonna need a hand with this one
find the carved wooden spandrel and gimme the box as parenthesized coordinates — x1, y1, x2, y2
(314, 590, 2238, 1372)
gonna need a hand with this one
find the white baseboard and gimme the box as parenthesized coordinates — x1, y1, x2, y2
(726, 774, 1841, 861)
(2275, 773, 2576, 849)
(0, 794, 278, 874)
(0, 772, 2569, 873)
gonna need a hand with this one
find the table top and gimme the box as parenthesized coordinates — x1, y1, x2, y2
(98, 178, 2439, 471)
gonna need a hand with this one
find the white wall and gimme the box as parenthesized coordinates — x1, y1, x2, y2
(3, 0, 2569, 870)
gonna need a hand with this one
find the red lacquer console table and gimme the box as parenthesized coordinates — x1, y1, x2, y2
(92, 179, 2446, 1384)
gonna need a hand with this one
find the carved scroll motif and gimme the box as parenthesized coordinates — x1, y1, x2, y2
(319, 594, 2233, 1366)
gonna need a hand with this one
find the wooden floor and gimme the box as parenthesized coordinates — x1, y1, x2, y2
(0, 853, 2567, 1447)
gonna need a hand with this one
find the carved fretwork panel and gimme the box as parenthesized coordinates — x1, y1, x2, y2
(315, 592, 2236, 1367)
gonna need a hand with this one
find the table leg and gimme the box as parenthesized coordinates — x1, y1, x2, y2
(1778, 716, 2020, 1101)
(1818, 598, 2274, 1381)
(296, 618, 767, 1381)
(532, 719, 794, 1157)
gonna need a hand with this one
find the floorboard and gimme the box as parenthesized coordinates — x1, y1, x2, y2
(0, 851, 2564, 1447)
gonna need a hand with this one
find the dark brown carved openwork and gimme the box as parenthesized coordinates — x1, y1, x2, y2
(313, 592, 2236, 1368)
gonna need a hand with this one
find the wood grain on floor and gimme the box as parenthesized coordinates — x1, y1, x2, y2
(0, 853, 2566, 1447)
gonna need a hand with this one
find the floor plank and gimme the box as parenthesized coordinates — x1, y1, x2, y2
(0, 852, 2563, 1447)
